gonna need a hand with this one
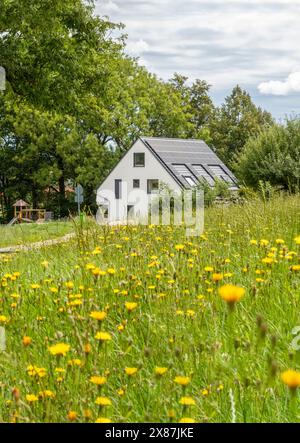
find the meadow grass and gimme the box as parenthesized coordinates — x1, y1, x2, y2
(0, 221, 74, 248)
(1, 195, 300, 423)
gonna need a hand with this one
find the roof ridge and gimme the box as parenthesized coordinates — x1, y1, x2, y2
(140, 136, 205, 143)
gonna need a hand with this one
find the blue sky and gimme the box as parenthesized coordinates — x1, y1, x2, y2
(95, 0, 300, 120)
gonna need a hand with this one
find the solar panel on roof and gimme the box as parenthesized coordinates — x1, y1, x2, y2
(192, 165, 215, 186)
(141, 137, 238, 190)
(172, 164, 192, 175)
(209, 165, 234, 184)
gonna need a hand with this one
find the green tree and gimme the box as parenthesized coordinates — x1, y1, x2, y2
(210, 85, 273, 166)
(236, 118, 300, 192)
(169, 74, 215, 142)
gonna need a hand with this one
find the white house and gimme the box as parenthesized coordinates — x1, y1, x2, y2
(96, 137, 238, 223)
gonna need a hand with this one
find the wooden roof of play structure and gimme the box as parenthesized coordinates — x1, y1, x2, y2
(13, 199, 30, 207)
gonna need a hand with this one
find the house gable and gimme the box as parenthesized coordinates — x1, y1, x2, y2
(97, 139, 182, 204)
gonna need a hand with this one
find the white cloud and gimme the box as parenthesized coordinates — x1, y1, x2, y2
(95, 1, 300, 118)
(99, 0, 119, 14)
(259, 72, 300, 96)
(126, 39, 150, 55)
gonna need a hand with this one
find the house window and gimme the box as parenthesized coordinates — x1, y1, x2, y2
(147, 179, 159, 194)
(133, 179, 140, 188)
(115, 179, 122, 199)
(134, 152, 145, 167)
(183, 176, 197, 187)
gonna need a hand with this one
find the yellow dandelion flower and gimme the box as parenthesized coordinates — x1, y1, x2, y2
(95, 396, 112, 406)
(219, 284, 245, 305)
(212, 273, 223, 282)
(48, 343, 70, 357)
(155, 367, 168, 376)
(174, 376, 191, 386)
(26, 394, 38, 403)
(179, 396, 196, 406)
(0, 315, 9, 324)
(125, 302, 138, 312)
(281, 370, 300, 390)
(90, 376, 107, 386)
(96, 417, 112, 423)
(90, 311, 107, 321)
(67, 411, 78, 421)
(95, 332, 112, 342)
(179, 417, 196, 423)
(294, 236, 300, 245)
(125, 367, 138, 376)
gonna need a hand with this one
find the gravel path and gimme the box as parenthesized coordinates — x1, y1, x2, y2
(0, 232, 76, 254)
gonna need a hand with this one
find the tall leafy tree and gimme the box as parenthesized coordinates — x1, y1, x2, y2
(210, 85, 273, 166)
(236, 118, 300, 192)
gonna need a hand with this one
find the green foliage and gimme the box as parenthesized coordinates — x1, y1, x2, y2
(236, 119, 300, 192)
(197, 179, 232, 206)
(210, 85, 273, 166)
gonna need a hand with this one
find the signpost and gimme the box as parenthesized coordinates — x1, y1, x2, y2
(75, 184, 84, 217)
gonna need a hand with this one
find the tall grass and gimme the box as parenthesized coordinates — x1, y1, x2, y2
(0, 195, 300, 422)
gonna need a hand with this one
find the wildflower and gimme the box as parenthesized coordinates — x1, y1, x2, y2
(90, 311, 107, 321)
(84, 343, 91, 354)
(48, 343, 70, 357)
(39, 390, 55, 399)
(291, 265, 300, 272)
(65, 281, 74, 289)
(201, 389, 209, 396)
(260, 239, 269, 247)
(219, 284, 245, 306)
(262, 257, 274, 265)
(204, 266, 214, 272)
(174, 376, 191, 386)
(107, 268, 116, 275)
(179, 396, 196, 406)
(276, 239, 285, 245)
(68, 359, 82, 367)
(96, 417, 112, 423)
(30, 284, 41, 290)
(92, 268, 106, 277)
(125, 367, 138, 376)
(26, 394, 38, 403)
(0, 315, 8, 324)
(90, 376, 107, 386)
(84, 409, 92, 420)
(179, 417, 196, 423)
(294, 236, 300, 245)
(155, 367, 168, 376)
(41, 260, 49, 268)
(27, 365, 47, 378)
(95, 396, 112, 406)
(281, 370, 300, 391)
(249, 239, 257, 245)
(95, 332, 112, 342)
(125, 302, 138, 312)
(212, 273, 223, 282)
(175, 244, 185, 251)
(67, 411, 78, 421)
(117, 388, 125, 396)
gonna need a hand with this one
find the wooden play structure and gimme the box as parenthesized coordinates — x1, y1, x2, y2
(9, 200, 46, 225)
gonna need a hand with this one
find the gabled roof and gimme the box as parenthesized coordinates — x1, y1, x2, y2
(13, 199, 30, 207)
(140, 137, 238, 190)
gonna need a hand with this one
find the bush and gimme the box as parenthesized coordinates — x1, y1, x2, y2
(235, 118, 300, 192)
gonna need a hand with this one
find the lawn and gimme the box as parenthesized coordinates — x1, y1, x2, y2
(0, 221, 75, 248)
(1, 195, 300, 423)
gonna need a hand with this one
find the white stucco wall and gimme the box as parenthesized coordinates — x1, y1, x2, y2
(96, 139, 182, 222)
